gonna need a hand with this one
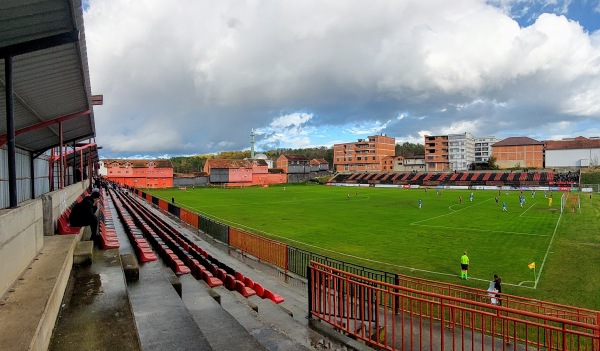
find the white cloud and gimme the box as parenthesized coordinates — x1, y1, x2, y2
(84, 0, 600, 157)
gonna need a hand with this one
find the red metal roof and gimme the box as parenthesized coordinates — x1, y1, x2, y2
(544, 136, 600, 150)
(103, 159, 173, 168)
(492, 137, 542, 146)
(279, 154, 309, 161)
(205, 159, 268, 168)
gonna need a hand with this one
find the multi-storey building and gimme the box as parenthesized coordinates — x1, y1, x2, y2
(382, 155, 426, 172)
(333, 134, 395, 172)
(491, 137, 544, 169)
(99, 159, 173, 188)
(424, 135, 449, 171)
(448, 133, 475, 171)
(474, 136, 499, 164)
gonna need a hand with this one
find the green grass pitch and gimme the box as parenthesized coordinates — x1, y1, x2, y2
(145, 183, 600, 310)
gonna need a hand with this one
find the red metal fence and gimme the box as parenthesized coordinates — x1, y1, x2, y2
(228, 227, 288, 270)
(309, 261, 600, 351)
(394, 273, 599, 326)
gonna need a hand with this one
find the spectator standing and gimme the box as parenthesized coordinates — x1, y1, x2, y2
(493, 274, 502, 306)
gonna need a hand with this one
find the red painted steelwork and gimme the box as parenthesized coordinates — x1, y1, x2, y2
(309, 261, 600, 351)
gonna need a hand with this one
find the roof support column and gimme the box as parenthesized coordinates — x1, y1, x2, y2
(5, 55, 17, 208)
(87, 139, 92, 189)
(59, 122, 64, 189)
(30, 151, 35, 200)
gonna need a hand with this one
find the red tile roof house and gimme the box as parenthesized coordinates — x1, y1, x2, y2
(204, 159, 285, 186)
(491, 137, 544, 169)
(276, 154, 316, 183)
(544, 136, 600, 168)
(310, 158, 330, 172)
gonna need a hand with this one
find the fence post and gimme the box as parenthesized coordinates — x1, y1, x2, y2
(395, 274, 400, 315)
(594, 312, 600, 350)
(307, 264, 313, 320)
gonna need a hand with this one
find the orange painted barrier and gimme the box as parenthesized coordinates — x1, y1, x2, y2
(158, 199, 168, 211)
(229, 227, 288, 270)
(179, 208, 199, 228)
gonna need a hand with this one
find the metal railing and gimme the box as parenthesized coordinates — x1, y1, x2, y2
(309, 261, 600, 351)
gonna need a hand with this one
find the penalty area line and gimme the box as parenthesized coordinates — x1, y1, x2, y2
(409, 223, 548, 237)
(413, 198, 494, 224)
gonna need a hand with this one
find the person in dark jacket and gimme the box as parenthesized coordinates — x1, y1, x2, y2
(69, 190, 101, 244)
(493, 274, 502, 306)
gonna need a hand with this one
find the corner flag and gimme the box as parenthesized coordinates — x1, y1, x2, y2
(528, 262, 535, 269)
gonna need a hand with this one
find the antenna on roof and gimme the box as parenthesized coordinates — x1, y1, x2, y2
(250, 128, 255, 159)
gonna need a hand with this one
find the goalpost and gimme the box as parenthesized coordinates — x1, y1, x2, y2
(560, 193, 581, 213)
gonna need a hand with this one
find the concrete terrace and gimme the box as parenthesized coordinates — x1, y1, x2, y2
(0, 185, 369, 351)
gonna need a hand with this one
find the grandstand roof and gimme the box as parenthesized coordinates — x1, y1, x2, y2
(544, 136, 600, 150)
(205, 158, 268, 168)
(0, 0, 96, 154)
(492, 137, 543, 146)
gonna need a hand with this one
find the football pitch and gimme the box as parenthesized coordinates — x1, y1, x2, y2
(145, 183, 600, 310)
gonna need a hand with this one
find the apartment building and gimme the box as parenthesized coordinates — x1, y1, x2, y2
(382, 155, 426, 172)
(333, 134, 396, 172)
(448, 133, 475, 171)
(100, 159, 173, 188)
(474, 136, 499, 164)
(424, 135, 449, 171)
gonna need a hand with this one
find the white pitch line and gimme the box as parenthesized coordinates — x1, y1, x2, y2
(414, 198, 494, 224)
(164, 194, 544, 290)
(534, 211, 563, 289)
(409, 223, 549, 237)
(519, 202, 538, 217)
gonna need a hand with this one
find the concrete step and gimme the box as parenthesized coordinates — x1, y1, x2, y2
(180, 275, 267, 351)
(0, 235, 77, 351)
(126, 260, 212, 351)
(49, 248, 140, 351)
(214, 284, 313, 351)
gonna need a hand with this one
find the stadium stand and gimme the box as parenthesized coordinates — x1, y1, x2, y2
(329, 170, 578, 188)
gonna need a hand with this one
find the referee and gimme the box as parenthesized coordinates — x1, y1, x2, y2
(460, 252, 470, 280)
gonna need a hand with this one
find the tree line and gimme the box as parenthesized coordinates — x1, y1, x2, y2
(170, 142, 424, 174)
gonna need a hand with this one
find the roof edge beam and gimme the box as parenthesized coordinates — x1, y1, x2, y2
(0, 28, 80, 58)
(0, 109, 91, 147)
(32, 132, 95, 158)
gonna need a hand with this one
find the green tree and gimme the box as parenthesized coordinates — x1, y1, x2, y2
(395, 142, 424, 157)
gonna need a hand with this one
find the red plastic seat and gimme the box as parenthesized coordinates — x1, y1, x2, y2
(263, 289, 284, 304)
(253, 282, 265, 297)
(235, 280, 256, 297)
(243, 277, 255, 289)
(57, 216, 81, 235)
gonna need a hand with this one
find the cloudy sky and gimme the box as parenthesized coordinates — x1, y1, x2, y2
(83, 0, 600, 159)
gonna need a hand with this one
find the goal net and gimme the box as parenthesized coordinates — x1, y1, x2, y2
(560, 193, 580, 213)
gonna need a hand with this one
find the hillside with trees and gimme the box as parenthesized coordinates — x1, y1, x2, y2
(171, 142, 424, 174)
